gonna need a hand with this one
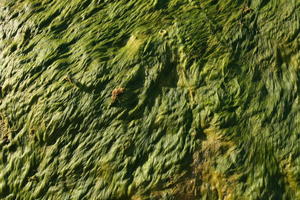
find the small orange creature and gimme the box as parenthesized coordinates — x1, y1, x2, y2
(111, 87, 125, 102)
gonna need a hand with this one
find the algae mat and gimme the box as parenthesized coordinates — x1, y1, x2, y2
(0, 0, 299, 199)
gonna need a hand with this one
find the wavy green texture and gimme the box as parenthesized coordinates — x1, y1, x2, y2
(0, 0, 299, 199)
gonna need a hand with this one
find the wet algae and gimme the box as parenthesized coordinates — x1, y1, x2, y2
(0, 0, 299, 199)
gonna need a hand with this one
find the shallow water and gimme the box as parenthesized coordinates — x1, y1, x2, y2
(0, 0, 299, 199)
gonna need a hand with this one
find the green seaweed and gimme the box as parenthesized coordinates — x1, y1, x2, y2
(0, 0, 299, 199)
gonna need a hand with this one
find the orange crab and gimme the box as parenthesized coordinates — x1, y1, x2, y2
(111, 87, 125, 102)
